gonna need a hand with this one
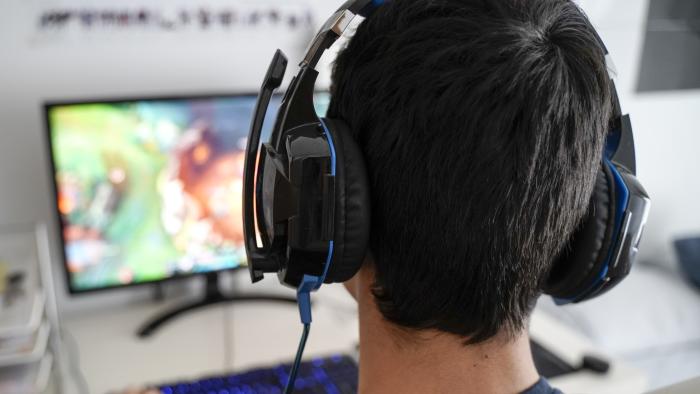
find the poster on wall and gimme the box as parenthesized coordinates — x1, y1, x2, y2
(28, 0, 314, 46)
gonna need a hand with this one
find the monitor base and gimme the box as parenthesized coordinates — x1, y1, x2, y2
(137, 272, 297, 338)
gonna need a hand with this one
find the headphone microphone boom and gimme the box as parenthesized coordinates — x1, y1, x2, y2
(242, 0, 650, 392)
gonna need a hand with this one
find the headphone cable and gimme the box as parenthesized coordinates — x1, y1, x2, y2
(283, 278, 315, 394)
(284, 323, 311, 394)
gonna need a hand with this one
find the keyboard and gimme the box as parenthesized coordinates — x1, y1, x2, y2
(157, 354, 358, 394)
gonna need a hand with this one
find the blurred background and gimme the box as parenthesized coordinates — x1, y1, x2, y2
(0, 0, 698, 393)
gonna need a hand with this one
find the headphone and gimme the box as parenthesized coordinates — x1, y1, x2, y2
(243, 2, 650, 388)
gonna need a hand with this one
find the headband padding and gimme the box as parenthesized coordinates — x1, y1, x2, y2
(544, 165, 616, 299)
(321, 118, 371, 283)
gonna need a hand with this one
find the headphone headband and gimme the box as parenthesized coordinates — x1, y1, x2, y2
(301, 0, 384, 69)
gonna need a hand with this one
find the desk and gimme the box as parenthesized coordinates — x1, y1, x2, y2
(61, 283, 357, 394)
(61, 284, 647, 394)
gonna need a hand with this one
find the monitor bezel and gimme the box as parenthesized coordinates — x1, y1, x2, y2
(43, 92, 268, 295)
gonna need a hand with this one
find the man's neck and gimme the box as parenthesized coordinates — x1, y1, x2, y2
(352, 267, 540, 394)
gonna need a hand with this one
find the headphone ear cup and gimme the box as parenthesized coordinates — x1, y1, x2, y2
(544, 166, 616, 300)
(321, 118, 371, 283)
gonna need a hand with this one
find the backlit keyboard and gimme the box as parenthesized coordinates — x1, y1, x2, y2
(157, 354, 358, 394)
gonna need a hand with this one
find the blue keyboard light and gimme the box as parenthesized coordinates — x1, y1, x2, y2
(157, 354, 358, 394)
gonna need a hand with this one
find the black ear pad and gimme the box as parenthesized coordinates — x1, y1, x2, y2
(543, 165, 616, 300)
(320, 118, 371, 283)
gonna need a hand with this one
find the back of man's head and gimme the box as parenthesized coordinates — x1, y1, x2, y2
(328, 0, 613, 344)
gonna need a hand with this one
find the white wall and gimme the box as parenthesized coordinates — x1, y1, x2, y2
(0, 0, 697, 313)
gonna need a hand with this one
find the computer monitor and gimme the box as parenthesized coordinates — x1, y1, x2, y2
(45, 93, 330, 294)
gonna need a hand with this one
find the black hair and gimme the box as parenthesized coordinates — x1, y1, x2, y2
(328, 0, 612, 344)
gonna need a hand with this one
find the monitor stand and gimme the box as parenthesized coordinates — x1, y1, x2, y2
(137, 271, 297, 338)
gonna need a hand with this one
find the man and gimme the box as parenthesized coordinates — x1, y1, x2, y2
(328, 0, 612, 392)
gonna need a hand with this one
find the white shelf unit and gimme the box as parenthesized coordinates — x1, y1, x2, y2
(0, 224, 64, 394)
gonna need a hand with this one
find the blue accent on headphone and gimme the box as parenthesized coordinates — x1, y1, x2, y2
(554, 158, 631, 304)
(605, 129, 622, 159)
(297, 119, 337, 293)
(358, 0, 386, 18)
(320, 118, 337, 177)
(317, 119, 338, 288)
(317, 242, 335, 290)
(607, 160, 631, 242)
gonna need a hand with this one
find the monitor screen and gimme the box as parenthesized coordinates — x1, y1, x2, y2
(46, 93, 330, 293)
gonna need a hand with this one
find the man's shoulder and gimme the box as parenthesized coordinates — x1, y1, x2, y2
(521, 378, 563, 394)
